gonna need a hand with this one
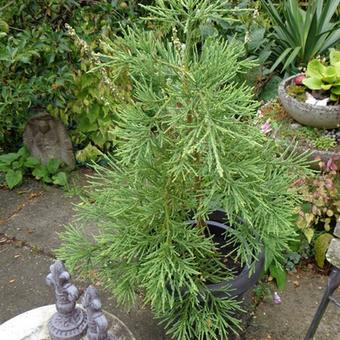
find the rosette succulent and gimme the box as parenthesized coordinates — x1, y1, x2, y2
(302, 49, 340, 102)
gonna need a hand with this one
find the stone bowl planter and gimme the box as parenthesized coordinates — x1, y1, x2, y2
(278, 74, 340, 129)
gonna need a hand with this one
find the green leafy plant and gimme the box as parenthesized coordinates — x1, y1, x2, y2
(0, 146, 68, 189)
(294, 157, 339, 268)
(302, 49, 340, 103)
(261, 0, 340, 73)
(57, 1, 310, 339)
(0, 0, 151, 154)
(314, 136, 337, 150)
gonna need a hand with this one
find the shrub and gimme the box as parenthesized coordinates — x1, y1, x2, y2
(57, 1, 310, 338)
(0, 0, 151, 155)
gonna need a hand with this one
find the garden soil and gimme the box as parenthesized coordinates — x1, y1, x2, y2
(0, 171, 339, 340)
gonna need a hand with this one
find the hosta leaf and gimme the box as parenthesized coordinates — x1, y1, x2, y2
(52, 172, 68, 186)
(302, 77, 323, 90)
(0, 152, 20, 165)
(24, 156, 40, 168)
(5, 169, 23, 189)
(32, 165, 50, 182)
(314, 233, 333, 268)
(47, 159, 61, 174)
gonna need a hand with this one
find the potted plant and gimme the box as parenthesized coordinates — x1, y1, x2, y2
(58, 1, 309, 339)
(278, 49, 340, 129)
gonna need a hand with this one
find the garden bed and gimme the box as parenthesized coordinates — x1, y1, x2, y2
(257, 100, 340, 168)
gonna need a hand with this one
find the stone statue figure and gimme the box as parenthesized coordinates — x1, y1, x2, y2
(83, 285, 116, 340)
(23, 112, 75, 169)
(46, 260, 87, 340)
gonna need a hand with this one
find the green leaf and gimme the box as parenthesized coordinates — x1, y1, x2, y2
(0, 152, 21, 165)
(303, 228, 314, 243)
(270, 264, 286, 290)
(47, 159, 61, 174)
(322, 66, 336, 84)
(5, 169, 23, 189)
(24, 157, 40, 168)
(32, 165, 51, 182)
(76, 144, 103, 162)
(17, 146, 29, 158)
(306, 59, 326, 79)
(330, 93, 338, 101)
(0, 19, 9, 33)
(282, 46, 301, 72)
(331, 86, 340, 95)
(269, 47, 292, 73)
(52, 172, 68, 186)
(302, 77, 323, 90)
(314, 233, 333, 268)
(321, 84, 332, 90)
(330, 49, 340, 66)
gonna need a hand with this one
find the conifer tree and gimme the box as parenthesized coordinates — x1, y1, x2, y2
(58, 1, 309, 338)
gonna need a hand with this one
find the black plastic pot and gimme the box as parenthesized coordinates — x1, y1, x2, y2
(197, 210, 265, 298)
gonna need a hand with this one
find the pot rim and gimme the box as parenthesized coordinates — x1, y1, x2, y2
(189, 210, 265, 297)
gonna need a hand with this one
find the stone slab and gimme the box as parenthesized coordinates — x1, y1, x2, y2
(0, 244, 54, 324)
(0, 183, 80, 253)
(334, 220, 340, 238)
(246, 270, 340, 340)
(326, 238, 340, 268)
(0, 179, 42, 222)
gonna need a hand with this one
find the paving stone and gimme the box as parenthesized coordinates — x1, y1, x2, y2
(245, 271, 340, 340)
(0, 244, 54, 324)
(0, 184, 80, 253)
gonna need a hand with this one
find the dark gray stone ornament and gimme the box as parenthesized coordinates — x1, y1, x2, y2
(23, 112, 75, 169)
(83, 285, 116, 340)
(46, 260, 87, 340)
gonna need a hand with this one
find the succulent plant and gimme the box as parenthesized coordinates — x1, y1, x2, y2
(302, 49, 340, 102)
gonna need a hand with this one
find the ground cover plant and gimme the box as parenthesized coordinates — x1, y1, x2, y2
(257, 100, 340, 151)
(57, 1, 311, 339)
(0, 146, 68, 189)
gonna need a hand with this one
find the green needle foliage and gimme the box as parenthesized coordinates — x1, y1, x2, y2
(57, 1, 310, 338)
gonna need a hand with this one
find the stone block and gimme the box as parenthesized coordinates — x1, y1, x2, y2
(326, 238, 340, 268)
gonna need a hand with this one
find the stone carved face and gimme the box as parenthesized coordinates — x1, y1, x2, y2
(23, 112, 75, 169)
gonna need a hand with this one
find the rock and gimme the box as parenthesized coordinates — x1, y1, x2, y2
(326, 239, 340, 268)
(290, 123, 302, 129)
(334, 220, 340, 238)
(23, 113, 75, 170)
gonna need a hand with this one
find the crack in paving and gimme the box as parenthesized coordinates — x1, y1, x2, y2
(0, 190, 43, 225)
(0, 233, 56, 259)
